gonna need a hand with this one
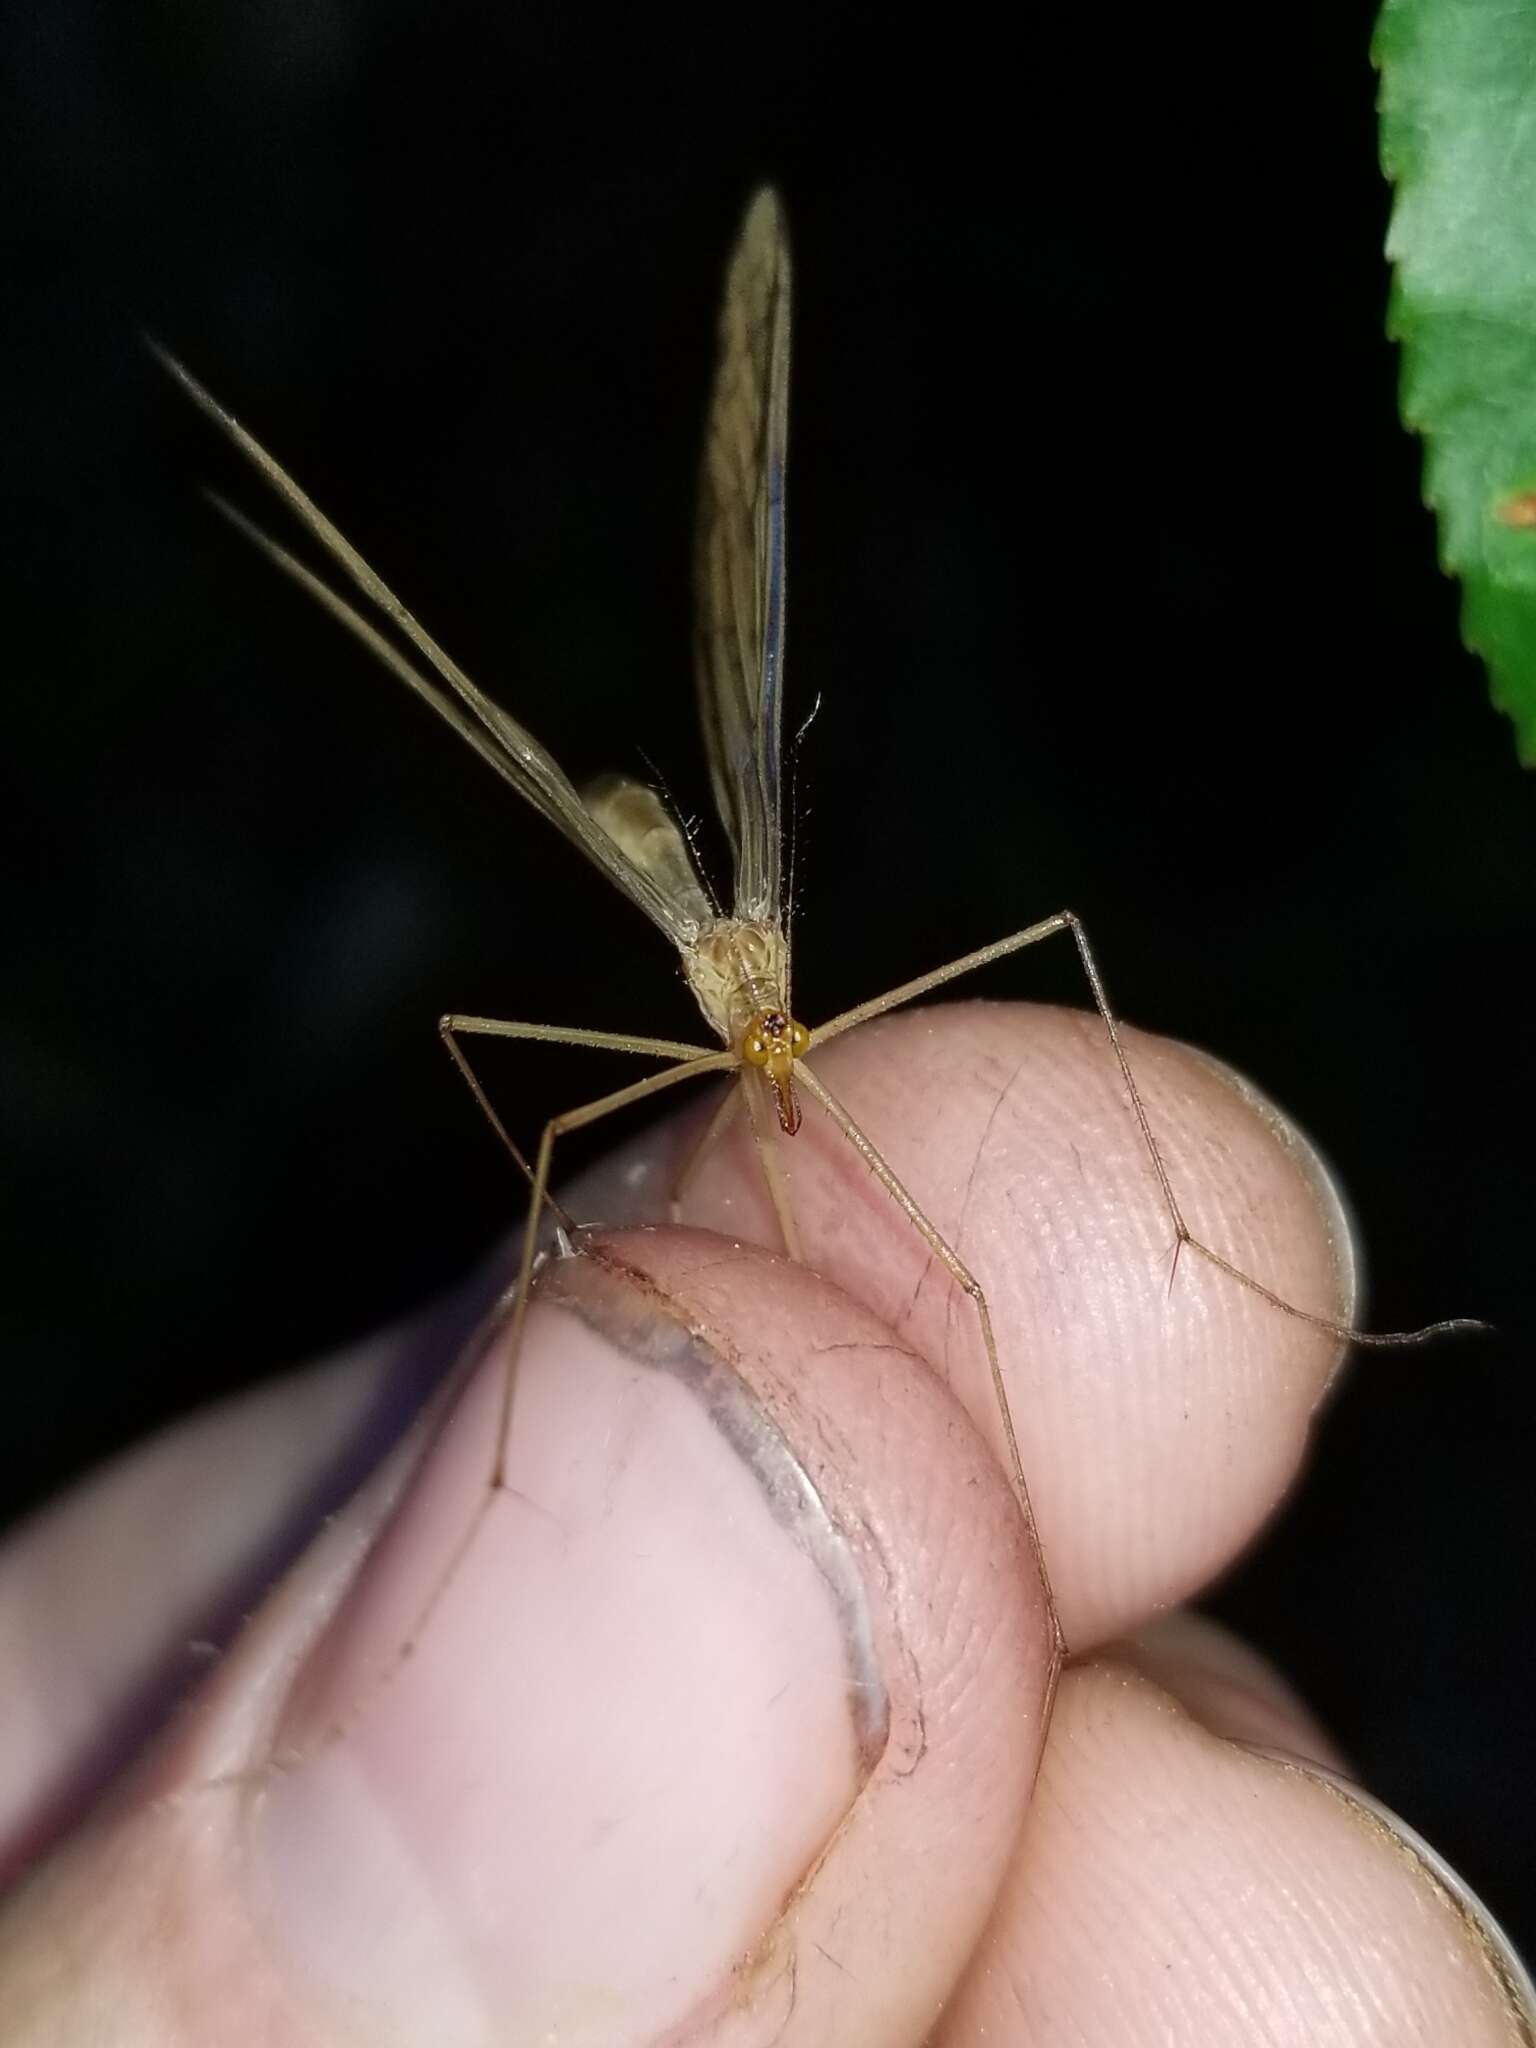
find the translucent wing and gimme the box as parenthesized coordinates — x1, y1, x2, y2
(695, 187, 790, 923)
(153, 346, 707, 950)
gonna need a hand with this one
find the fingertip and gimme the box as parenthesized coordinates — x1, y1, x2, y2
(1174, 1039, 1360, 1368)
(1121, 1610, 1349, 1772)
(675, 1000, 1356, 1644)
(940, 1658, 1532, 2047)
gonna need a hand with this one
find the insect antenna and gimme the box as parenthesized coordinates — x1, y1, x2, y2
(153, 341, 700, 947)
(203, 493, 520, 789)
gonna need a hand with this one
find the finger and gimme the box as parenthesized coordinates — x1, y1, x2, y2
(933, 1656, 1535, 2046)
(2, 997, 1352, 1865)
(1122, 1609, 1349, 1771)
(0, 1280, 492, 1882)
(664, 1000, 1354, 1646)
(0, 1231, 1052, 2047)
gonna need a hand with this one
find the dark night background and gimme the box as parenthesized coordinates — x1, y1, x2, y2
(4, 0, 1533, 1960)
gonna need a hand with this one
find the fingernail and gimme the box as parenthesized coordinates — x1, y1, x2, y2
(252, 1248, 886, 2043)
(1243, 1745, 1536, 2034)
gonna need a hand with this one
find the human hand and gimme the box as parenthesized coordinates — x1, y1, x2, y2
(1, 1003, 1528, 2044)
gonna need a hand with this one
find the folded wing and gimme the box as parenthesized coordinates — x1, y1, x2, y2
(694, 187, 791, 924)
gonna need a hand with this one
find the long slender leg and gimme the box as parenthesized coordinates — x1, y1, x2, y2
(441, 1014, 719, 1233)
(188, 1040, 738, 1792)
(485, 1050, 732, 1491)
(812, 916, 1073, 1047)
(813, 914, 1480, 1347)
(286, 1045, 737, 1768)
(796, 1067, 1035, 1537)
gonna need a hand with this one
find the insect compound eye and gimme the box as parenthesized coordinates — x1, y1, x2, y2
(740, 1009, 807, 1067)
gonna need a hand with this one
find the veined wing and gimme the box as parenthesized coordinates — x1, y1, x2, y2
(153, 346, 708, 950)
(695, 187, 790, 923)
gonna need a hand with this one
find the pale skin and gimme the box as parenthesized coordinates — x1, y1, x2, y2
(0, 1001, 1527, 2047)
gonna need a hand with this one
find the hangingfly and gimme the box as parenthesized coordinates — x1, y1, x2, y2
(153, 187, 1478, 1571)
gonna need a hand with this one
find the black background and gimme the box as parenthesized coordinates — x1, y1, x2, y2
(5, 0, 1533, 1958)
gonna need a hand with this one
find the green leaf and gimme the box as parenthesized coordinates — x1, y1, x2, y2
(1377, 0, 1536, 763)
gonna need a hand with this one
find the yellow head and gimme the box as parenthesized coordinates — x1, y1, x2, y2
(739, 1009, 811, 1135)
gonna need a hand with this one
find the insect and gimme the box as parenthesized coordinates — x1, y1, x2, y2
(155, 190, 1475, 1671)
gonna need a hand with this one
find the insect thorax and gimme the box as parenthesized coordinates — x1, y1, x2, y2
(682, 920, 791, 1045)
